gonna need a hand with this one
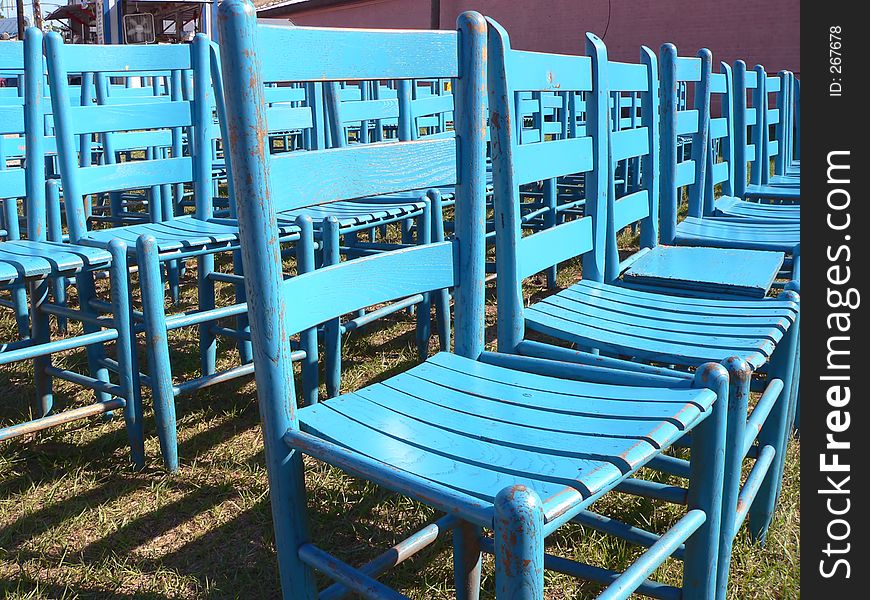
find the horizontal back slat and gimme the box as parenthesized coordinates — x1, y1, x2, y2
(69, 101, 192, 135)
(609, 61, 649, 92)
(710, 117, 728, 140)
(101, 94, 172, 106)
(109, 130, 174, 150)
(79, 156, 194, 196)
(675, 56, 702, 82)
(613, 189, 650, 231)
(283, 241, 455, 334)
(258, 25, 459, 82)
(766, 76, 781, 92)
(411, 94, 453, 118)
(711, 161, 730, 184)
(710, 73, 728, 94)
(0, 136, 26, 156)
(268, 138, 456, 212)
(611, 126, 649, 162)
(767, 108, 780, 124)
(675, 159, 696, 187)
(542, 94, 564, 108)
(0, 105, 24, 134)
(0, 42, 23, 70)
(341, 98, 399, 123)
(267, 104, 315, 131)
(676, 109, 699, 135)
(264, 86, 307, 104)
(514, 136, 593, 185)
(746, 111, 757, 126)
(769, 140, 779, 156)
(0, 168, 25, 199)
(61, 44, 192, 73)
(508, 50, 592, 92)
(746, 143, 756, 161)
(518, 216, 593, 279)
(745, 71, 758, 88)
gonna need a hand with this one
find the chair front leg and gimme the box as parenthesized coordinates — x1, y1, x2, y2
(108, 239, 145, 470)
(494, 485, 545, 600)
(749, 291, 800, 543)
(137, 235, 179, 472)
(29, 278, 53, 418)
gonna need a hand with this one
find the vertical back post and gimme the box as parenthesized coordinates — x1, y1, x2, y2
(486, 19, 525, 353)
(24, 27, 46, 241)
(732, 60, 748, 198)
(453, 12, 487, 360)
(687, 49, 712, 219)
(584, 33, 609, 282)
(217, 2, 316, 596)
(638, 46, 659, 250)
(750, 64, 766, 186)
(658, 43, 678, 245)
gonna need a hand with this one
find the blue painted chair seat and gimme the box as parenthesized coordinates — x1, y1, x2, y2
(290, 352, 715, 520)
(78, 216, 257, 253)
(714, 196, 800, 222)
(674, 216, 799, 252)
(279, 197, 427, 229)
(0, 241, 112, 283)
(743, 183, 800, 200)
(621, 246, 785, 299)
(525, 280, 797, 370)
(769, 174, 800, 185)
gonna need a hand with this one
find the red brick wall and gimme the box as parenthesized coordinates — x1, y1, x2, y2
(266, 0, 799, 75)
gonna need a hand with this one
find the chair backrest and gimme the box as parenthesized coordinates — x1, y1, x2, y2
(732, 60, 764, 197)
(45, 33, 213, 242)
(602, 49, 659, 282)
(702, 59, 737, 211)
(793, 77, 800, 162)
(764, 70, 791, 177)
(659, 44, 712, 244)
(217, 0, 487, 456)
(93, 70, 183, 171)
(327, 78, 454, 145)
(487, 18, 608, 352)
(0, 29, 45, 243)
(244, 27, 472, 216)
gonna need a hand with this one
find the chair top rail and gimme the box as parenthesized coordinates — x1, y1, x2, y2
(257, 24, 460, 82)
(58, 43, 192, 74)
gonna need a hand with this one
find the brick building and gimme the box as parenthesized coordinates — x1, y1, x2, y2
(256, 0, 799, 75)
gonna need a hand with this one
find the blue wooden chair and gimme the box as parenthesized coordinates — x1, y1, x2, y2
(215, 45, 455, 400)
(735, 65, 800, 203)
(45, 33, 283, 472)
(709, 63, 799, 223)
(0, 29, 143, 468)
(219, 4, 730, 598)
(486, 28, 799, 600)
(622, 46, 800, 290)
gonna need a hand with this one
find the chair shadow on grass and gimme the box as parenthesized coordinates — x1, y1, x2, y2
(0, 266, 697, 599)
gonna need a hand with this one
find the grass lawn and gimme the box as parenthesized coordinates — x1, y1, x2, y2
(0, 232, 799, 599)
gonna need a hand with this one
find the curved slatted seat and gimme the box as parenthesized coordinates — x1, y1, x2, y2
(291, 352, 715, 522)
(525, 280, 797, 371)
(674, 216, 799, 252)
(279, 197, 426, 229)
(714, 196, 800, 222)
(0, 241, 112, 283)
(78, 216, 298, 253)
(77, 216, 248, 252)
